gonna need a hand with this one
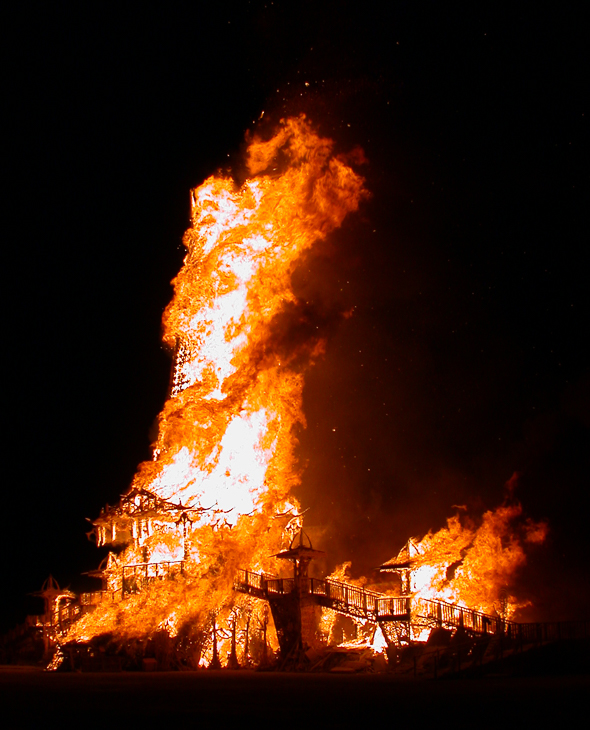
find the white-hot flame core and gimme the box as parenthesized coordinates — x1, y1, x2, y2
(195, 409, 274, 521)
(371, 625, 388, 653)
(149, 409, 274, 525)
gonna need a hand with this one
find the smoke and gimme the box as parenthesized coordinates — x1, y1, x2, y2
(259, 298, 348, 371)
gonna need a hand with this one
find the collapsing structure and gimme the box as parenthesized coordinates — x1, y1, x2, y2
(25, 116, 567, 671)
(32, 518, 574, 672)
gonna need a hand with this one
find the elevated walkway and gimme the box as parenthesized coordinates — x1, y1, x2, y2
(235, 568, 507, 636)
(234, 568, 590, 646)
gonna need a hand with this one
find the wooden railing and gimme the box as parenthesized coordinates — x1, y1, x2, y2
(500, 618, 590, 643)
(234, 569, 590, 643)
(308, 577, 410, 620)
(122, 560, 185, 597)
(234, 569, 276, 597)
(411, 597, 506, 635)
(80, 589, 121, 606)
(234, 570, 410, 621)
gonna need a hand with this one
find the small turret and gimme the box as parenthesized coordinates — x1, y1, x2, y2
(274, 528, 324, 585)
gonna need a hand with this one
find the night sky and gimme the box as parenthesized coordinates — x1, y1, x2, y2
(3, 3, 588, 633)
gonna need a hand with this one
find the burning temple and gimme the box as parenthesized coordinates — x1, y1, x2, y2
(18, 116, 586, 673)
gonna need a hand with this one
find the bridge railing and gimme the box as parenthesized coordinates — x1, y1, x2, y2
(407, 598, 590, 642)
(501, 619, 590, 643)
(308, 578, 410, 619)
(309, 577, 378, 612)
(233, 568, 590, 643)
(375, 595, 412, 618)
(411, 597, 509, 635)
(235, 569, 285, 596)
(239, 570, 527, 635)
(236, 570, 425, 621)
(236, 569, 267, 593)
(236, 568, 511, 634)
(267, 578, 295, 594)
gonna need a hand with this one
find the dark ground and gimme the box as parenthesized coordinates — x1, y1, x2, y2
(0, 668, 588, 728)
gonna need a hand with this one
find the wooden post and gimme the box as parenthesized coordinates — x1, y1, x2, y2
(243, 611, 251, 667)
(227, 614, 240, 670)
(209, 615, 222, 670)
(258, 603, 270, 668)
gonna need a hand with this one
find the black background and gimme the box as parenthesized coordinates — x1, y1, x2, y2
(2, 2, 588, 632)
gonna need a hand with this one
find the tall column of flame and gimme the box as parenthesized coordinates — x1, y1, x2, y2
(70, 116, 367, 648)
(150, 114, 365, 532)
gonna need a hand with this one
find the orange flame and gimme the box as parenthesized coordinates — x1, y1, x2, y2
(63, 117, 547, 662)
(137, 115, 366, 524)
(68, 116, 367, 653)
(382, 484, 548, 619)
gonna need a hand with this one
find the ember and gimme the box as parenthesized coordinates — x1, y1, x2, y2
(28, 116, 562, 673)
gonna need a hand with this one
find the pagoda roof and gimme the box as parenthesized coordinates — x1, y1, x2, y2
(273, 528, 325, 561)
(378, 538, 421, 572)
(92, 487, 206, 525)
(31, 575, 76, 601)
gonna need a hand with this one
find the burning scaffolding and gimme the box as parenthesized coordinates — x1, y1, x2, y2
(23, 115, 566, 672)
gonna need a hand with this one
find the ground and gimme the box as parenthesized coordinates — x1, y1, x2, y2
(1, 667, 587, 728)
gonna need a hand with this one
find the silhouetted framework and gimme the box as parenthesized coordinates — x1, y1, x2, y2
(233, 568, 590, 654)
(26, 562, 589, 670)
